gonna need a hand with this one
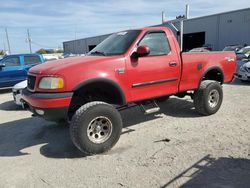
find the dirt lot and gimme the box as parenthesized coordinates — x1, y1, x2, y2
(0, 80, 249, 188)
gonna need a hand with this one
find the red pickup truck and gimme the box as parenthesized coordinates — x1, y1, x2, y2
(22, 27, 236, 155)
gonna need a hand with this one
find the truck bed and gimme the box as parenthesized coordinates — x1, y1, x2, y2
(179, 51, 236, 92)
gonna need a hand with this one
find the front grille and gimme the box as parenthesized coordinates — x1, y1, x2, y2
(27, 75, 36, 90)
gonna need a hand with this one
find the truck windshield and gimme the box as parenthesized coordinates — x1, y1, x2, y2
(88, 30, 141, 56)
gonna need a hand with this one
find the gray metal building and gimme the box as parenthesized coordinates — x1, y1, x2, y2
(63, 33, 111, 54)
(63, 7, 250, 54)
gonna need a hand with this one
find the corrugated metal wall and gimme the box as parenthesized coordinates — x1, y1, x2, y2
(63, 34, 110, 54)
(183, 8, 250, 50)
(63, 8, 250, 53)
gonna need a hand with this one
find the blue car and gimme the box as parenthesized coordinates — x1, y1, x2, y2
(0, 54, 44, 89)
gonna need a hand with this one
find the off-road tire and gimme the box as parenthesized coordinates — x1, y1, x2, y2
(70, 101, 122, 155)
(194, 80, 223, 116)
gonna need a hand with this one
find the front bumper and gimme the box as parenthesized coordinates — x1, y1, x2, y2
(28, 106, 69, 121)
(22, 88, 73, 121)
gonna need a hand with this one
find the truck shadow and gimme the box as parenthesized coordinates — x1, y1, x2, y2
(121, 97, 201, 129)
(227, 78, 250, 86)
(0, 100, 23, 111)
(0, 117, 86, 158)
(0, 89, 12, 94)
(0, 97, 200, 159)
(160, 155, 250, 188)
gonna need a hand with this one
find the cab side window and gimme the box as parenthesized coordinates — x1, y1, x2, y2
(138, 32, 171, 56)
(24, 56, 41, 65)
(1, 57, 20, 67)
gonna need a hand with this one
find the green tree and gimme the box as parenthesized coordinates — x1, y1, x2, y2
(0, 50, 6, 55)
(36, 48, 47, 54)
(56, 49, 64, 53)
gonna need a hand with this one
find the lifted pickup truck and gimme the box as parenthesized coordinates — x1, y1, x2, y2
(22, 27, 236, 155)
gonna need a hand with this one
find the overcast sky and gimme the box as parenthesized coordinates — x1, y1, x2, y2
(0, 0, 250, 53)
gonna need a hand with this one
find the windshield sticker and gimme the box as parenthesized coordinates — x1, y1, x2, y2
(117, 32, 127, 35)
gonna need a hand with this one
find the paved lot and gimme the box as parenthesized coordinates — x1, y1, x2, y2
(0, 79, 249, 188)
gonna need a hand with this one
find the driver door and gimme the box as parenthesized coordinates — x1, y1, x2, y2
(127, 31, 181, 101)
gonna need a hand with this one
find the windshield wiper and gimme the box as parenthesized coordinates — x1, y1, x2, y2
(89, 51, 106, 56)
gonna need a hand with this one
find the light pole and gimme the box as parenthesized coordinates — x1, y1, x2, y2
(27, 29, 32, 53)
(5, 28, 11, 54)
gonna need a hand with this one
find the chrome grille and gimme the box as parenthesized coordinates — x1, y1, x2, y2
(27, 75, 36, 90)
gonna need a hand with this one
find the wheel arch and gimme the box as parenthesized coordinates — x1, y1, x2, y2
(73, 78, 126, 105)
(68, 78, 127, 119)
(199, 66, 224, 87)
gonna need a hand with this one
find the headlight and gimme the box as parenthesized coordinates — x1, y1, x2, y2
(39, 77, 64, 89)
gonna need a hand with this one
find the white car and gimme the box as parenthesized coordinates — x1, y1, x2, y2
(235, 61, 250, 82)
(42, 54, 59, 61)
(12, 80, 27, 106)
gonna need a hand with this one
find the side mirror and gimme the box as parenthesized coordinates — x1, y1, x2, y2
(137, 45, 150, 57)
(131, 45, 150, 58)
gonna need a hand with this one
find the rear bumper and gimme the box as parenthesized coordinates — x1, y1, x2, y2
(22, 88, 73, 121)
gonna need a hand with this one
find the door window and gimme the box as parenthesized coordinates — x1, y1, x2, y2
(138, 32, 171, 56)
(1, 57, 20, 67)
(24, 56, 41, 65)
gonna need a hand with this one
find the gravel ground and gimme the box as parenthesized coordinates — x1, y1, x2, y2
(0, 79, 249, 188)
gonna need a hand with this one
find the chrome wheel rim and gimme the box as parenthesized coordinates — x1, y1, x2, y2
(87, 116, 112, 144)
(208, 89, 220, 108)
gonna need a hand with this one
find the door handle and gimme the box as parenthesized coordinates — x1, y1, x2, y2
(169, 61, 177, 67)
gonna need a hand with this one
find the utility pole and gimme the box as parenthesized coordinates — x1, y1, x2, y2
(5, 28, 11, 54)
(180, 20, 184, 52)
(74, 24, 77, 40)
(2, 38, 6, 52)
(185, 4, 190, 19)
(3, 42, 6, 51)
(27, 29, 32, 53)
(161, 11, 166, 23)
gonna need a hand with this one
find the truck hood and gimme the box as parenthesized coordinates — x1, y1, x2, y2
(29, 55, 122, 75)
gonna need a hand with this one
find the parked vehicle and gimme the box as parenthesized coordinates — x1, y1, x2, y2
(189, 47, 210, 52)
(42, 54, 59, 61)
(22, 27, 236, 155)
(223, 45, 243, 52)
(235, 46, 250, 61)
(236, 58, 249, 71)
(0, 54, 44, 89)
(12, 80, 27, 106)
(237, 46, 250, 55)
(236, 53, 249, 61)
(202, 44, 213, 51)
(235, 61, 250, 82)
